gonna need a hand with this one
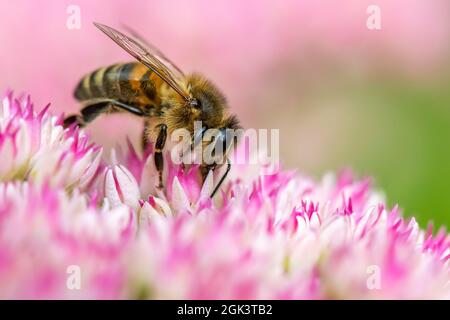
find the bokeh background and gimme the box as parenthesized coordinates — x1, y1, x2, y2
(1, 0, 449, 227)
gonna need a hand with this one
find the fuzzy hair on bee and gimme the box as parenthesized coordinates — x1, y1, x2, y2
(161, 73, 238, 133)
(64, 22, 240, 197)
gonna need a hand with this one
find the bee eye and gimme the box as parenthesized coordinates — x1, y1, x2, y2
(191, 98, 201, 109)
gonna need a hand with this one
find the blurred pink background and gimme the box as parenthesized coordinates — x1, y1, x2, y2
(3, 1, 448, 96)
(1, 0, 448, 147)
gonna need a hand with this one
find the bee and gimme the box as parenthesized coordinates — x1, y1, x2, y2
(64, 22, 240, 197)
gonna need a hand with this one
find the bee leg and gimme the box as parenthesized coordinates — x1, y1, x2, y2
(63, 114, 85, 128)
(201, 164, 216, 182)
(63, 100, 144, 129)
(154, 124, 168, 189)
(63, 101, 111, 129)
(210, 158, 231, 198)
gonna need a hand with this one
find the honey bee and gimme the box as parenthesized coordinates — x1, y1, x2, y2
(64, 22, 240, 197)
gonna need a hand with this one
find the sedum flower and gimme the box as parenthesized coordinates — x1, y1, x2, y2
(102, 164, 141, 210)
(0, 92, 448, 299)
(0, 92, 102, 189)
(131, 169, 450, 299)
(0, 182, 134, 299)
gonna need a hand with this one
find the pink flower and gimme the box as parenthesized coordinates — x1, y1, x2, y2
(0, 92, 448, 299)
(0, 92, 102, 189)
(0, 182, 133, 299)
(103, 164, 141, 209)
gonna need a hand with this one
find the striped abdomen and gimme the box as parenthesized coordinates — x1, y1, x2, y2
(74, 62, 165, 111)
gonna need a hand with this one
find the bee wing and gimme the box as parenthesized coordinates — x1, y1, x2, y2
(120, 23, 185, 77)
(94, 22, 191, 101)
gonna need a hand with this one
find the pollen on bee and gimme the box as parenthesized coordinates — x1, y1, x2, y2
(191, 108, 201, 117)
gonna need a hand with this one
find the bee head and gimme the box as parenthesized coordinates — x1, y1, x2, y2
(185, 73, 228, 127)
(191, 118, 241, 171)
(164, 73, 230, 131)
(164, 73, 240, 164)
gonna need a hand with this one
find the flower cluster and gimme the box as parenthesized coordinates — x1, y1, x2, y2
(0, 93, 449, 299)
(0, 91, 102, 189)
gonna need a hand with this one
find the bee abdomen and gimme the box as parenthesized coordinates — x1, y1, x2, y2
(74, 64, 118, 101)
(74, 62, 157, 104)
